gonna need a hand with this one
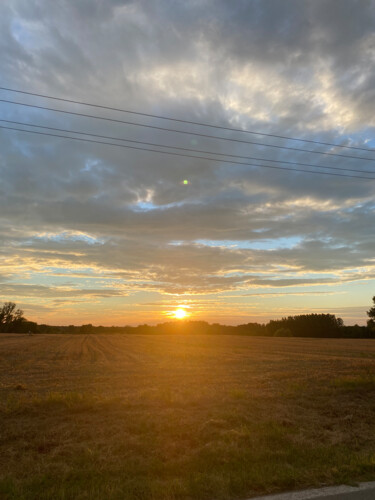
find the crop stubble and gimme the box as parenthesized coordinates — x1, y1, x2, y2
(1, 333, 375, 499)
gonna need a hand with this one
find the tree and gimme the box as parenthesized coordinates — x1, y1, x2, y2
(0, 302, 25, 333)
(274, 327, 293, 337)
(367, 296, 375, 331)
(266, 314, 343, 337)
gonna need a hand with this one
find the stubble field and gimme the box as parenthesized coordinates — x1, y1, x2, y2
(1, 333, 375, 500)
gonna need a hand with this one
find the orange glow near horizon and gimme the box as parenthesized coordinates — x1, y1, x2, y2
(173, 308, 188, 320)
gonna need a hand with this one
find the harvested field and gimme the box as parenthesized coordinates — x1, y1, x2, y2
(1, 333, 375, 499)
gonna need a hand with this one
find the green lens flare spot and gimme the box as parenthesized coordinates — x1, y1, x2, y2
(183, 180, 189, 185)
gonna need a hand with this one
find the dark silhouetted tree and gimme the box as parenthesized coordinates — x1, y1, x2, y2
(0, 302, 25, 333)
(368, 296, 375, 331)
(266, 314, 343, 337)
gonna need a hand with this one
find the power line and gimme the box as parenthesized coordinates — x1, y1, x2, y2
(1, 124, 374, 180)
(1, 98, 375, 163)
(1, 118, 373, 175)
(0, 86, 373, 154)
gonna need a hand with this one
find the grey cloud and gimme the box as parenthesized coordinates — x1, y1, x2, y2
(0, 0, 374, 306)
(0, 283, 129, 298)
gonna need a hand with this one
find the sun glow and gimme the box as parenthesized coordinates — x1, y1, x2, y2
(173, 308, 187, 319)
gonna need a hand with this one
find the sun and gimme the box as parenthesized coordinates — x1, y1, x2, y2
(173, 308, 187, 320)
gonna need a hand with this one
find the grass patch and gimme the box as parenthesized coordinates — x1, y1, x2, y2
(331, 375, 375, 391)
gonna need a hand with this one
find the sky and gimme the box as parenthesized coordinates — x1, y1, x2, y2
(0, 0, 375, 326)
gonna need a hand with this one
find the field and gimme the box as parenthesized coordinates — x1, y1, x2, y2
(1, 334, 375, 500)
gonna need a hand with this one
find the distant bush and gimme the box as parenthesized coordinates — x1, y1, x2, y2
(341, 324, 372, 338)
(274, 328, 293, 337)
(15, 320, 38, 334)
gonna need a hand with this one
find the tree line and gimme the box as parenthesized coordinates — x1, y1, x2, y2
(1, 298, 375, 338)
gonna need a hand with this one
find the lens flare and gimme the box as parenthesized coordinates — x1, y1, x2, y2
(173, 308, 187, 319)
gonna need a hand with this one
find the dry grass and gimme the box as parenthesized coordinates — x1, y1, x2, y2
(1, 333, 375, 499)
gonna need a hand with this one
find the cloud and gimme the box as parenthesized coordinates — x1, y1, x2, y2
(0, 282, 129, 298)
(0, 0, 374, 323)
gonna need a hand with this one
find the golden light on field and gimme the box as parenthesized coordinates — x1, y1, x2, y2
(173, 308, 187, 319)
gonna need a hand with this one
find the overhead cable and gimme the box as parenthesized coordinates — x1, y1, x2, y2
(0, 86, 373, 153)
(1, 98, 374, 163)
(1, 124, 374, 180)
(1, 118, 373, 175)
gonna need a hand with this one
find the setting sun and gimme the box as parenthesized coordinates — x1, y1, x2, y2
(173, 308, 187, 320)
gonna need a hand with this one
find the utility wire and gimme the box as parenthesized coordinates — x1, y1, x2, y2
(1, 118, 373, 175)
(0, 86, 373, 154)
(1, 98, 375, 163)
(1, 124, 374, 180)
